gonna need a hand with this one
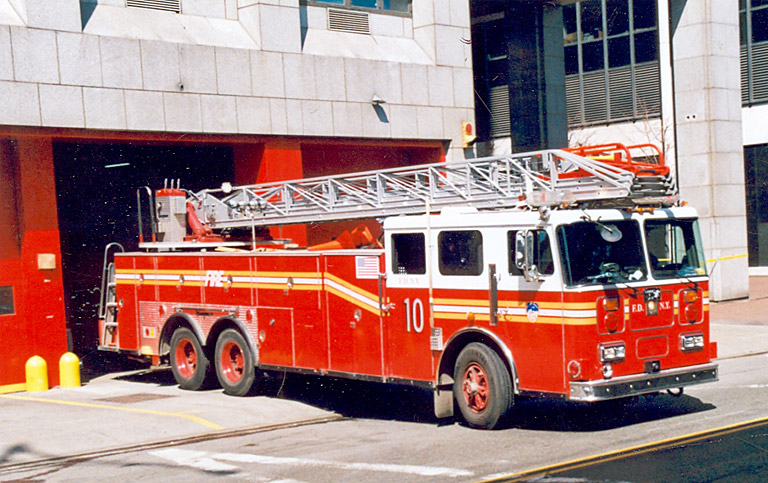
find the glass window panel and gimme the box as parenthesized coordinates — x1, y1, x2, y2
(606, 0, 629, 36)
(632, 0, 657, 30)
(742, 11, 748, 45)
(565, 45, 579, 75)
(392, 233, 426, 275)
(0, 286, 13, 316)
(753, 0, 768, 7)
(582, 41, 605, 72)
(557, 220, 646, 286)
(754, 8, 768, 43)
(609, 36, 631, 67)
(740, 0, 746, 10)
(563, 4, 578, 44)
(634, 30, 658, 63)
(580, 2, 603, 41)
(382, 0, 410, 12)
(351, 0, 377, 7)
(508, 231, 554, 276)
(438, 230, 483, 276)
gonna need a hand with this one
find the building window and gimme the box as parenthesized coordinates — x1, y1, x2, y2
(740, 0, 768, 105)
(471, 11, 511, 139)
(744, 144, 768, 266)
(564, 0, 661, 127)
(308, 0, 411, 14)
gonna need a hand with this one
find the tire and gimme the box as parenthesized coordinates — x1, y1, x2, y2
(170, 327, 212, 391)
(453, 343, 513, 429)
(214, 328, 256, 396)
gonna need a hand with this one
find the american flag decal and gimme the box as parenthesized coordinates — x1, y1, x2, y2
(355, 256, 379, 279)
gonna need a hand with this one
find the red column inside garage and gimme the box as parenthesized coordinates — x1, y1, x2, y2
(235, 141, 307, 246)
(0, 138, 68, 390)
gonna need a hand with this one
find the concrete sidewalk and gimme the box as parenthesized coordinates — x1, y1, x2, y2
(710, 276, 768, 359)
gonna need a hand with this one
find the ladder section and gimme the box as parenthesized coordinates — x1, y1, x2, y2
(189, 149, 674, 230)
(98, 243, 124, 350)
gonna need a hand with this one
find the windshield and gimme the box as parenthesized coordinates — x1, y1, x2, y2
(645, 218, 707, 278)
(557, 219, 647, 285)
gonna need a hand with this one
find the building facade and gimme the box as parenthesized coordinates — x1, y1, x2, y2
(472, 0, 750, 302)
(0, 0, 474, 384)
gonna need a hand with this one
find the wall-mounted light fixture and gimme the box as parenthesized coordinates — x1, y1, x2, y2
(371, 94, 386, 106)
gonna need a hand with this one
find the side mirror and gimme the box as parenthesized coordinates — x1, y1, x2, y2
(515, 230, 542, 282)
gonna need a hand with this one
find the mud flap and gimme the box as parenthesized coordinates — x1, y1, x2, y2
(433, 374, 455, 419)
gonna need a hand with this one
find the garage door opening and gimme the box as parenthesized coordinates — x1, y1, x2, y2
(53, 142, 234, 355)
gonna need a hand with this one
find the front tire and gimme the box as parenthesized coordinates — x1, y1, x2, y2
(170, 327, 212, 391)
(453, 343, 513, 429)
(215, 329, 256, 396)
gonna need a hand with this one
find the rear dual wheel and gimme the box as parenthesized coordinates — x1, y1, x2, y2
(215, 329, 256, 396)
(453, 343, 513, 430)
(170, 327, 213, 391)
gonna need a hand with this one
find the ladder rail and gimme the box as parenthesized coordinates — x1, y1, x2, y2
(98, 242, 124, 320)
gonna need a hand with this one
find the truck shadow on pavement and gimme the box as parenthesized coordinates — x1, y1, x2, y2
(83, 362, 715, 432)
(252, 371, 716, 432)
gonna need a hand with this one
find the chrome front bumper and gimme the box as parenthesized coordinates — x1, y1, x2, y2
(569, 362, 718, 402)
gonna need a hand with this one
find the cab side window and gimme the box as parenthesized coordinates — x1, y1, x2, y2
(508, 230, 554, 276)
(391, 233, 426, 274)
(438, 230, 483, 276)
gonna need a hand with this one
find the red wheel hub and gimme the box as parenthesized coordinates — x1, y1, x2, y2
(220, 341, 245, 383)
(175, 338, 197, 379)
(462, 362, 489, 413)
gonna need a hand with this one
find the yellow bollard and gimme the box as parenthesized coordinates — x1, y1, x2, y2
(25, 356, 48, 392)
(59, 352, 81, 388)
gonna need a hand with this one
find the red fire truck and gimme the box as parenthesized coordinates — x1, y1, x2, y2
(98, 144, 718, 429)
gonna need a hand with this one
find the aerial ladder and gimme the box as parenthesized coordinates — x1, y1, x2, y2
(135, 144, 675, 250)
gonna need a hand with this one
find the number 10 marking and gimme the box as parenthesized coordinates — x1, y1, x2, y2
(404, 297, 424, 333)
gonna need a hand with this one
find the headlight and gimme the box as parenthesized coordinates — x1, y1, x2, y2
(680, 333, 705, 352)
(600, 343, 626, 362)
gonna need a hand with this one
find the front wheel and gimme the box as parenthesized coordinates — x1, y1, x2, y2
(453, 343, 513, 429)
(170, 327, 212, 391)
(214, 329, 256, 396)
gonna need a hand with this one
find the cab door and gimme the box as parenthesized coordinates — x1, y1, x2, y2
(383, 232, 433, 381)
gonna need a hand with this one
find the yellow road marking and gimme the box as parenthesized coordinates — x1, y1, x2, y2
(0, 394, 223, 430)
(477, 415, 768, 482)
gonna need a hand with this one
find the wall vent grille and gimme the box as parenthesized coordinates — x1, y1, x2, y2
(634, 63, 661, 117)
(750, 43, 768, 101)
(608, 67, 634, 120)
(328, 9, 370, 34)
(582, 71, 607, 124)
(126, 0, 181, 13)
(489, 85, 511, 138)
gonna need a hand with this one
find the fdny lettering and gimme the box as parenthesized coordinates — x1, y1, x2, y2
(631, 301, 671, 313)
(205, 270, 226, 287)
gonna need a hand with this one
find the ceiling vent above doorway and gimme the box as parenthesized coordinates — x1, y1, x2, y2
(126, 0, 181, 13)
(328, 8, 370, 34)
